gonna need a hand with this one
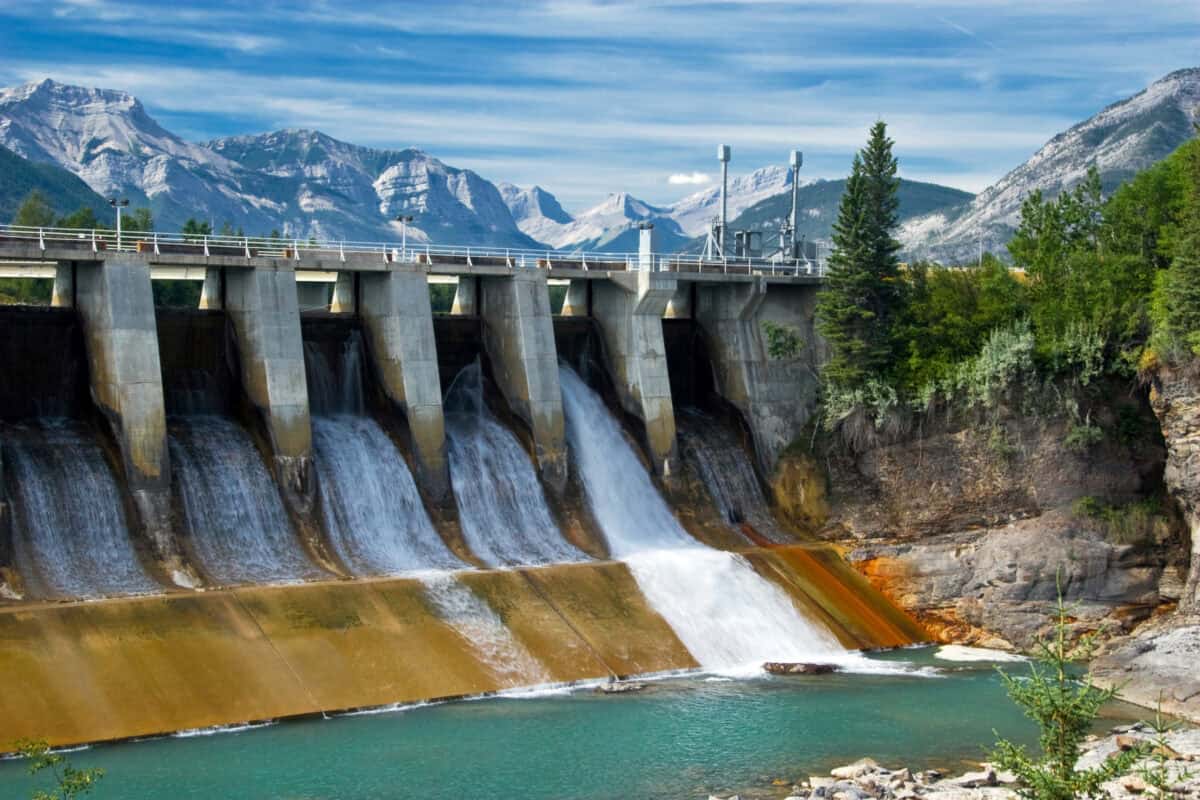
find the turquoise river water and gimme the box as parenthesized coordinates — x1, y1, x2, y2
(0, 649, 1140, 800)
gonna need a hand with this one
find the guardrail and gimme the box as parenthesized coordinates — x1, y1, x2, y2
(0, 224, 827, 277)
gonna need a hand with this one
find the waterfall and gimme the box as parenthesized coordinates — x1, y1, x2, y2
(304, 343, 553, 684)
(444, 362, 587, 567)
(558, 366, 845, 672)
(676, 408, 789, 543)
(313, 416, 463, 575)
(169, 415, 324, 585)
(5, 420, 160, 599)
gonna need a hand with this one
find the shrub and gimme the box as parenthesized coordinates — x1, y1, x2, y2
(991, 589, 1144, 800)
(14, 739, 104, 800)
(761, 320, 804, 360)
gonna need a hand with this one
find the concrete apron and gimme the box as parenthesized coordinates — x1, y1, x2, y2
(0, 545, 924, 749)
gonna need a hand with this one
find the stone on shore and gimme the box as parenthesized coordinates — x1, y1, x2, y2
(765, 662, 841, 675)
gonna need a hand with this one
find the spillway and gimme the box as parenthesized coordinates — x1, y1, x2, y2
(676, 408, 791, 543)
(5, 420, 160, 599)
(303, 332, 552, 684)
(169, 415, 324, 585)
(444, 362, 587, 567)
(559, 366, 845, 672)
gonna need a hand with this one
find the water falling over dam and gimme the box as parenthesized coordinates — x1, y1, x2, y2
(559, 366, 845, 672)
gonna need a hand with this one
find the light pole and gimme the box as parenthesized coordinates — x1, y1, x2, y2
(109, 198, 129, 250)
(395, 214, 413, 261)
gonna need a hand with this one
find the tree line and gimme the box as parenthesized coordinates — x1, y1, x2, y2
(814, 118, 1200, 448)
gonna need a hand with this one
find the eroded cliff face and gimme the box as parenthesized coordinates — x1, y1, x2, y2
(787, 388, 1189, 650)
(1145, 365, 1200, 614)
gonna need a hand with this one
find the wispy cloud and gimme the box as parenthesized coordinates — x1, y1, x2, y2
(668, 172, 713, 185)
(1, 0, 1196, 209)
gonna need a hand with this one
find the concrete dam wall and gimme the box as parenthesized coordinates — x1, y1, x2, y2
(0, 256, 924, 748)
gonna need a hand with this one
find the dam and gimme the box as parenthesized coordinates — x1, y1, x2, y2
(0, 224, 923, 748)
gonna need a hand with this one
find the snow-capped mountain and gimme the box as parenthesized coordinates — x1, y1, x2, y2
(667, 164, 798, 237)
(903, 67, 1200, 264)
(210, 129, 537, 247)
(0, 79, 538, 247)
(500, 165, 799, 252)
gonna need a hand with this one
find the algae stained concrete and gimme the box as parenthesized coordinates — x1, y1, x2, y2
(480, 271, 567, 492)
(358, 268, 450, 500)
(577, 272, 679, 477)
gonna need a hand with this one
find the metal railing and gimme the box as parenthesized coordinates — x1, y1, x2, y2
(0, 224, 827, 277)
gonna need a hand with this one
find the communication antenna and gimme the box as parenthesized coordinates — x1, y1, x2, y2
(717, 144, 730, 255)
(789, 150, 803, 256)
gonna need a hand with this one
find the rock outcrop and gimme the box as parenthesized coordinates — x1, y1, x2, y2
(795, 390, 1188, 649)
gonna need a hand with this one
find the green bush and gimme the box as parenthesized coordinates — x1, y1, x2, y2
(1071, 495, 1169, 546)
(762, 320, 804, 360)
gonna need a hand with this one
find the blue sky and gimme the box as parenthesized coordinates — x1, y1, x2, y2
(0, 0, 1196, 211)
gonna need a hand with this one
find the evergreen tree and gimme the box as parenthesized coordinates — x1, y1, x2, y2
(182, 218, 212, 239)
(56, 207, 101, 230)
(13, 190, 55, 228)
(1159, 134, 1200, 356)
(815, 121, 903, 387)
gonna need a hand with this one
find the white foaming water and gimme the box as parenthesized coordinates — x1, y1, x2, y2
(313, 415, 463, 575)
(444, 363, 588, 567)
(420, 572, 553, 687)
(559, 366, 854, 674)
(169, 415, 325, 585)
(5, 419, 160, 599)
(304, 345, 552, 684)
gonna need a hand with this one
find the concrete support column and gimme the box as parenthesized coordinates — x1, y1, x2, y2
(359, 268, 450, 501)
(694, 279, 821, 473)
(51, 261, 74, 308)
(329, 271, 356, 314)
(559, 279, 589, 317)
(198, 268, 223, 310)
(451, 276, 478, 316)
(223, 266, 314, 507)
(590, 272, 679, 476)
(664, 283, 692, 319)
(73, 256, 191, 583)
(480, 271, 567, 493)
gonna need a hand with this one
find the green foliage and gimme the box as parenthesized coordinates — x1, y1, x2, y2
(0, 277, 52, 305)
(14, 739, 104, 800)
(1136, 700, 1195, 797)
(897, 256, 1027, 390)
(182, 218, 213, 238)
(990, 591, 1143, 800)
(429, 283, 456, 313)
(56, 207, 101, 230)
(123, 208, 153, 233)
(822, 377, 906, 452)
(1149, 139, 1200, 362)
(762, 320, 805, 360)
(920, 319, 1038, 411)
(152, 281, 202, 308)
(1071, 495, 1170, 546)
(13, 190, 56, 228)
(0, 144, 107, 224)
(815, 121, 904, 388)
(1064, 409, 1104, 452)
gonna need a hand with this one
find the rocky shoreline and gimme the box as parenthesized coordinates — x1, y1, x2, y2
(713, 725, 1200, 800)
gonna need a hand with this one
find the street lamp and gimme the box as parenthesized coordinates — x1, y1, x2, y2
(395, 214, 414, 261)
(109, 198, 129, 250)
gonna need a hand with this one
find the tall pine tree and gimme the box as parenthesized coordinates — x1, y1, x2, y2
(815, 121, 903, 387)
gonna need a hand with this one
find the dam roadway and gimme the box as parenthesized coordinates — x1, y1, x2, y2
(0, 224, 927, 748)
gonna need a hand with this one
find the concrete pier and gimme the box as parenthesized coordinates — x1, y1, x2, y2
(480, 270, 567, 492)
(71, 256, 188, 579)
(223, 266, 314, 505)
(451, 276, 478, 315)
(359, 268, 450, 500)
(198, 268, 223, 310)
(329, 271, 356, 314)
(51, 261, 74, 308)
(583, 271, 679, 476)
(695, 278, 821, 472)
(560, 279, 589, 316)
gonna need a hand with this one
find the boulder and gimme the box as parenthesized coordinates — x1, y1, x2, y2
(831, 758, 879, 779)
(765, 662, 840, 675)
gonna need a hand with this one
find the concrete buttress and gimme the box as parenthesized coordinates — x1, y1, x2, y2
(480, 270, 567, 493)
(72, 256, 193, 583)
(358, 268, 450, 501)
(585, 271, 679, 476)
(223, 266, 315, 508)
